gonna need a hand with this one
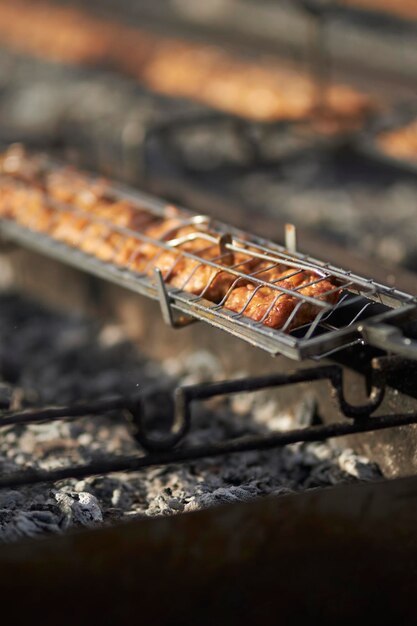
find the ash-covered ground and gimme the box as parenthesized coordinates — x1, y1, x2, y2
(0, 292, 382, 543)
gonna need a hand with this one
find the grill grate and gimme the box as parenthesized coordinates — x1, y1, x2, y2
(0, 362, 416, 490)
(0, 154, 416, 360)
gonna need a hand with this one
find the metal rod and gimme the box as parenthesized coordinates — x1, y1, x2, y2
(285, 223, 297, 253)
(0, 172, 397, 300)
(1, 154, 416, 360)
(1, 411, 417, 490)
(0, 364, 385, 456)
(179, 364, 385, 418)
(0, 396, 141, 427)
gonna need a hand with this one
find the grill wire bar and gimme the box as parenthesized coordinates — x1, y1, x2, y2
(1, 158, 416, 360)
(0, 396, 142, 428)
(0, 363, 397, 490)
(2, 411, 417, 491)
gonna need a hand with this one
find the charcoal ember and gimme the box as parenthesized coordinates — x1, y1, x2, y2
(0, 506, 62, 542)
(0, 293, 383, 542)
(55, 491, 103, 529)
(184, 485, 259, 512)
(146, 494, 185, 516)
(74, 476, 137, 512)
(0, 490, 24, 509)
(338, 449, 382, 481)
(0, 511, 40, 542)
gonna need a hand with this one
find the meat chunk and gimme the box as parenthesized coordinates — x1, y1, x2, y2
(0, 1, 373, 125)
(140, 221, 264, 301)
(377, 119, 417, 162)
(224, 269, 340, 330)
(0, 147, 341, 333)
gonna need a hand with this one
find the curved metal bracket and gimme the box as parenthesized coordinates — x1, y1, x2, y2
(131, 364, 386, 453)
(326, 366, 385, 418)
(126, 387, 191, 452)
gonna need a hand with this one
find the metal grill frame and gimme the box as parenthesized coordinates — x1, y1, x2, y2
(0, 165, 416, 360)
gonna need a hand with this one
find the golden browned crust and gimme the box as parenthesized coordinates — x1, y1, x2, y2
(0, 147, 341, 332)
(223, 268, 339, 330)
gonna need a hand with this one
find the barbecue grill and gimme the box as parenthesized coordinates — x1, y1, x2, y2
(1, 151, 417, 480)
(1, 1, 417, 622)
(1, 155, 416, 362)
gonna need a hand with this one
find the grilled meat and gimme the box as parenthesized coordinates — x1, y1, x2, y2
(0, 0, 373, 128)
(224, 268, 339, 330)
(0, 146, 341, 332)
(376, 119, 417, 162)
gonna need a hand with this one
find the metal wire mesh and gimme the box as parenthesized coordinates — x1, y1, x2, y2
(0, 154, 416, 359)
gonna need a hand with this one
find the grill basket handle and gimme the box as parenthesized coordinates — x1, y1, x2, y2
(360, 323, 417, 360)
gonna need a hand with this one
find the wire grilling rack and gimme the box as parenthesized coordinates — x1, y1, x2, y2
(0, 155, 416, 361)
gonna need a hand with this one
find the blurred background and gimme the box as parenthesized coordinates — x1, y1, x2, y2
(0, 0, 416, 273)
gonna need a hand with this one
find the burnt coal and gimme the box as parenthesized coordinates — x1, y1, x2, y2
(0, 292, 382, 543)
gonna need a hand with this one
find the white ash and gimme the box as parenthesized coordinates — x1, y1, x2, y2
(55, 492, 103, 529)
(0, 293, 383, 542)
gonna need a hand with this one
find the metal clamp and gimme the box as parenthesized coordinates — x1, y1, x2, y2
(154, 268, 196, 329)
(360, 323, 417, 361)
